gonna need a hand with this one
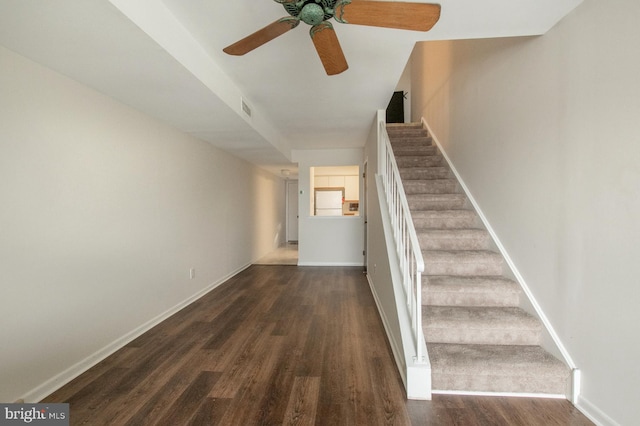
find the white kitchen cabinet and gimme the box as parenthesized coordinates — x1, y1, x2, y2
(314, 176, 329, 187)
(328, 175, 345, 187)
(344, 175, 359, 200)
(314, 174, 358, 201)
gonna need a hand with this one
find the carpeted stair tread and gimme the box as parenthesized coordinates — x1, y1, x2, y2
(417, 228, 491, 250)
(390, 135, 432, 145)
(399, 166, 452, 180)
(423, 250, 504, 276)
(386, 122, 424, 130)
(387, 122, 422, 127)
(403, 179, 460, 195)
(396, 155, 444, 168)
(429, 343, 570, 394)
(407, 193, 468, 210)
(392, 145, 439, 156)
(412, 210, 480, 229)
(423, 276, 520, 307)
(388, 132, 430, 141)
(423, 306, 542, 345)
(387, 126, 429, 139)
(387, 123, 423, 129)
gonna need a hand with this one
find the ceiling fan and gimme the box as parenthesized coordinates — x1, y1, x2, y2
(223, 0, 441, 76)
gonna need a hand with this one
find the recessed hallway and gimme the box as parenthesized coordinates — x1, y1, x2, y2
(254, 242, 299, 265)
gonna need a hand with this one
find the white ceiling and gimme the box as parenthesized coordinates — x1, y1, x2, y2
(0, 0, 582, 177)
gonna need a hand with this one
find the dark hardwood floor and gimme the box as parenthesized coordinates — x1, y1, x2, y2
(43, 265, 593, 425)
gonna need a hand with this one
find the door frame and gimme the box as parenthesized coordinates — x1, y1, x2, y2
(362, 161, 368, 272)
(285, 179, 299, 243)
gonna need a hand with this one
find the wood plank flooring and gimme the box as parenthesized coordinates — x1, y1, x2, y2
(43, 265, 593, 425)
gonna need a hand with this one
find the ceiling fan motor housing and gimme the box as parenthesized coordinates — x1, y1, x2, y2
(281, 0, 337, 24)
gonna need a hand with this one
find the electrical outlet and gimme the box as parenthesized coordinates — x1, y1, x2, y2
(189, 268, 195, 279)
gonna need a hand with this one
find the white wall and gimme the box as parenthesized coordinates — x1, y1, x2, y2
(0, 46, 285, 402)
(292, 149, 364, 266)
(410, 0, 640, 424)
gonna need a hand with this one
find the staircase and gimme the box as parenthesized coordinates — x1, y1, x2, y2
(386, 123, 571, 396)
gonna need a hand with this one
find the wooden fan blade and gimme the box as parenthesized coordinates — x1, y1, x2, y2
(310, 22, 349, 76)
(334, 1, 441, 32)
(223, 17, 300, 55)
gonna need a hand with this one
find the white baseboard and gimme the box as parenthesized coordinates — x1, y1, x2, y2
(432, 390, 565, 399)
(20, 263, 252, 403)
(297, 262, 364, 267)
(577, 395, 621, 426)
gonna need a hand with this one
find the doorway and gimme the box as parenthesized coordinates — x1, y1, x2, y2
(363, 161, 368, 273)
(286, 180, 299, 242)
(386, 91, 405, 124)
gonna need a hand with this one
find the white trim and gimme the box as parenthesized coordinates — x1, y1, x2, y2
(571, 368, 581, 405)
(421, 117, 577, 371)
(20, 263, 252, 403)
(432, 390, 566, 399)
(297, 262, 364, 267)
(285, 179, 297, 243)
(577, 395, 621, 426)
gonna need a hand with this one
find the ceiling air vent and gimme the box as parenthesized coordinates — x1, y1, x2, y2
(241, 98, 252, 118)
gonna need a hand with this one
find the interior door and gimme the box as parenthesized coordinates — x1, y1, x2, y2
(286, 180, 298, 242)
